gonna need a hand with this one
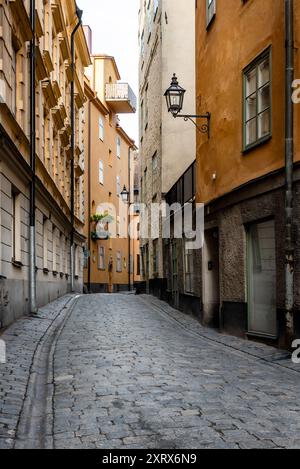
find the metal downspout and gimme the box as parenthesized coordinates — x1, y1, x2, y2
(29, 0, 37, 314)
(285, 0, 295, 341)
(70, 8, 83, 293)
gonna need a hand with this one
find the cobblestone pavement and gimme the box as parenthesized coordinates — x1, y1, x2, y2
(1, 293, 300, 449)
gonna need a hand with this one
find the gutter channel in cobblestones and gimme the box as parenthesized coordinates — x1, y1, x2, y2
(140, 295, 299, 377)
(13, 295, 80, 449)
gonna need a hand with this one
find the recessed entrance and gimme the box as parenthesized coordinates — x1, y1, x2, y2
(247, 219, 277, 338)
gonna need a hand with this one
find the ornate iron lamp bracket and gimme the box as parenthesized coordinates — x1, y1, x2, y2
(175, 113, 211, 138)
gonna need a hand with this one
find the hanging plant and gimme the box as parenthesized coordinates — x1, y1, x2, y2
(90, 213, 114, 224)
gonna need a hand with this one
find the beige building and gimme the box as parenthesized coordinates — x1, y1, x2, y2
(83, 47, 140, 292)
(0, 0, 90, 327)
(138, 0, 196, 296)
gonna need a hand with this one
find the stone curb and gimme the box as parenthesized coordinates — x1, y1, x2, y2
(140, 295, 300, 376)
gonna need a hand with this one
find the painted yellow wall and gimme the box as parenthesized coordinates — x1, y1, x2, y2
(196, 0, 300, 205)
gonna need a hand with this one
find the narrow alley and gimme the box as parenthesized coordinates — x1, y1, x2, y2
(1, 294, 300, 450)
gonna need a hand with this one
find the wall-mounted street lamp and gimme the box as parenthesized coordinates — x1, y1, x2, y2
(121, 185, 130, 203)
(164, 74, 211, 137)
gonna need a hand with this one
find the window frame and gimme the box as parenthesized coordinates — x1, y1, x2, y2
(116, 251, 122, 273)
(98, 245, 106, 271)
(243, 47, 272, 153)
(99, 116, 104, 141)
(116, 136, 121, 159)
(99, 160, 104, 185)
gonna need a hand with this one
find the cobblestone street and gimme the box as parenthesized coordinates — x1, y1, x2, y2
(1, 293, 300, 449)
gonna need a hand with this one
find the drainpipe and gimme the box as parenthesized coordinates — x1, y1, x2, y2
(70, 6, 83, 292)
(29, 0, 37, 314)
(128, 146, 131, 292)
(87, 100, 92, 293)
(285, 0, 294, 341)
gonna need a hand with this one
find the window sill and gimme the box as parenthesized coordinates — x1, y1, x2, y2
(243, 134, 272, 154)
(12, 259, 23, 269)
(247, 331, 278, 341)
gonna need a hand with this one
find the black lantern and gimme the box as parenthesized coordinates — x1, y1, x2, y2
(164, 73, 211, 136)
(120, 185, 129, 203)
(164, 74, 186, 117)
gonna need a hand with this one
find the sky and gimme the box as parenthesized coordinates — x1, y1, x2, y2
(81, 0, 139, 144)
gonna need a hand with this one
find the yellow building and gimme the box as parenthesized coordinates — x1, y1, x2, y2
(0, 0, 90, 327)
(195, 0, 300, 347)
(83, 50, 140, 293)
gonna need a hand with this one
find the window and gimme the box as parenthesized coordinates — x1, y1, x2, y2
(153, 0, 159, 19)
(11, 43, 18, 116)
(75, 245, 79, 277)
(52, 227, 58, 272)
(244, 49, 271, 150)
(140, 100, 144, 140)
(206, 0, 216, 28)
(147, 1, 152, 40)
(152, 152, 158, 172)
(116, 175, 121, 195)
(137, 254, 141, 276)
(184, 241, 194, 294)
(153, 239, 158, 274)
(116, 251, 122, 272)
(12, 191, 21, 263)
(144, 84, 149, 129)
(98, 246, 105, 270)
(99, 116, 104, 141)
(43, 217, 49, 271)
(140, 30, 145, 59)
(145, 244, 149, 275)
(99, 160, 104, 185)
(116, 137, 121, 159)
(60, 233, 64, 273)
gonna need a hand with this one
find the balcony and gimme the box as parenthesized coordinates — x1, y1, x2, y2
(105, 83, 137, 114)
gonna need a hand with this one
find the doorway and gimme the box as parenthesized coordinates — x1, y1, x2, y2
(247, 219, 277, 338)
(203, 229, 220, 328)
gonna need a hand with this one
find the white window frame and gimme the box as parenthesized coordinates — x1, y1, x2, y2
(99, 160, 104, 185)
(116, 137, 121, 159)
(99, 116, 104, 141)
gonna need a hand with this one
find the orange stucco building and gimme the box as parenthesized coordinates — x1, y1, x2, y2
(83, 50, 140, 293)
(195, 0, 300, 347)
